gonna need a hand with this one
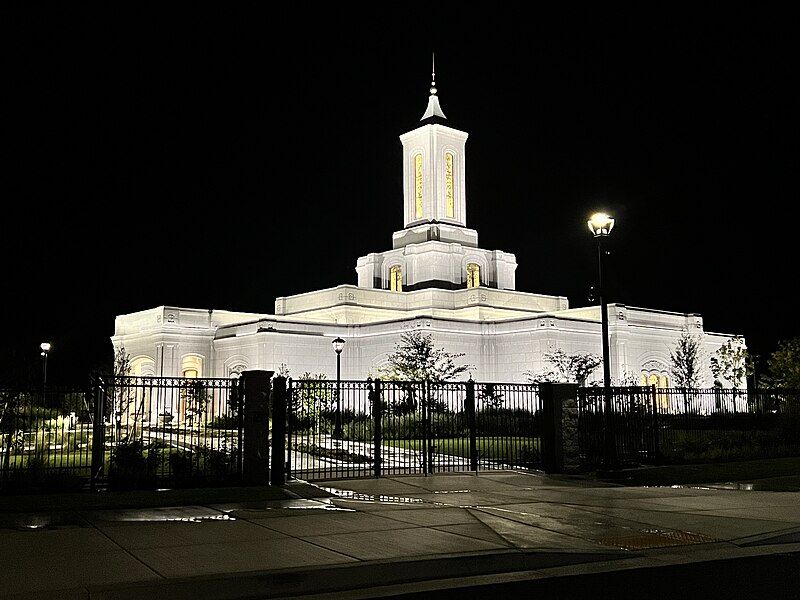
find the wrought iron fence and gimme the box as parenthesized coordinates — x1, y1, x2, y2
(100, 376, 242, 488)
(0, 386, 94, 491)
(287, 379, 541, 481)
(1, 376, 243, 492)
(578, 386, 800, 466)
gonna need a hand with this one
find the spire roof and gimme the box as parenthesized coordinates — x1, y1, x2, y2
(420, 53, 447, 121)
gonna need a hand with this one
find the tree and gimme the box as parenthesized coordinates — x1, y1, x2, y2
(381, 331, 471, 383)
(525, 348, 602, 386)
(710, 337, 752, 388)
(111, 346, 135, 440)
(765, 337, 800, 389)
(669, 332, 703, 388)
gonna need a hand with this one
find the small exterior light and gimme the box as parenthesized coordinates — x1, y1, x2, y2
(332, 337, 346, 354)
(587, 213, 615, 237)
(40, 342, 51, 355)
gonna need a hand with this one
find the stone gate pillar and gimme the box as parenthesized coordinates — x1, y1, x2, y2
(241, 370, 273, 485)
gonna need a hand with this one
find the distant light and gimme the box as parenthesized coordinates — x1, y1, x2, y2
(40, 342, 51, 354)
(588, 213, 615, 237)
(332, 337, 346, 354)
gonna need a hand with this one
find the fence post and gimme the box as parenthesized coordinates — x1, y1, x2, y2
(241, 370, 272, 486)
(371, 379, 382, 478)
(650, 385, 660, 462)
(90, 376, 106, 490)
(271, 376, 287, 486)
(421, 381, 429, 475)
(285, 378, 292, 480)
(234, 378, 243, 480)
(466, 379, 478, 471)
(539, 383, 579, 473)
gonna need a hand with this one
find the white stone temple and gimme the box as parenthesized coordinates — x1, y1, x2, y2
(113, 67, 741, 399)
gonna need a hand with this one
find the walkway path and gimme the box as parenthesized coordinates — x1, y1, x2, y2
(3, 470, 800, 598)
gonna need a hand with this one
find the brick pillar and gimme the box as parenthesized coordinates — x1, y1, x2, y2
(539, 383, 579, 474)
(241, 370, 273, 485)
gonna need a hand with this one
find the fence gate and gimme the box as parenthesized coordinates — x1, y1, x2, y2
(577, 386, 659, 466)
(287, 379, 542, 481)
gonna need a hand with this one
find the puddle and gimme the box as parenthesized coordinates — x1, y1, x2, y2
(321, 487, 425, 505)
(433, 490, 472, 494)
(670, 482, 754, 491)
(668, 476, 800, 492)
(0, 513, 90, 531)
(107, 511, 236, 523)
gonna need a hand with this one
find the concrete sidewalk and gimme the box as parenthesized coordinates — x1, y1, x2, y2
(4, 470, 800, 599)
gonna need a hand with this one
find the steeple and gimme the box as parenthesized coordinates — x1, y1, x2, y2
(420, 53, 446, 121)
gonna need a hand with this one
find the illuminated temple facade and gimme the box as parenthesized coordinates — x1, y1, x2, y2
(113, 74, 741, 407)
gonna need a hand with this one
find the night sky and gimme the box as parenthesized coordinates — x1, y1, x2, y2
(2, 7, 797, 384)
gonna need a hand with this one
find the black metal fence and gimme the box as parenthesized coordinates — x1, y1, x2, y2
(287, 379, 542, 481)
(1, 386, 94, 491)
(99, 376, 242, 489)
(1, 376, 243, 491)
(578, 386, 800, 466)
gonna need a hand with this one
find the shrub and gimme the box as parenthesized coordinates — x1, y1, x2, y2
(206, 414, 239, 430)
(169, 445, 238, 487)
(108, 440, 161, 490)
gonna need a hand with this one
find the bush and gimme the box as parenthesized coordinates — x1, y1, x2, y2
(660, 429, 800, 463)
(168, 445, 238, 487)
(108, 440, 161, 490)
(206, 414, 239, 430)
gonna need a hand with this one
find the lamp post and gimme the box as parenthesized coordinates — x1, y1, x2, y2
(587, 212, 615, 467)
(332, 337, 345, 439)
(40, 342, 52, 399)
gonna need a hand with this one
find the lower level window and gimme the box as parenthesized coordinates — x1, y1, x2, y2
(390, 265, 403, 292)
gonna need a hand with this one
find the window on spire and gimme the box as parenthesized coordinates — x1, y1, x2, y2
(445, 152, 454, 218)
(390, 265, 403, 292)
(466, 263, 481, 288)
(414, 154, 424, 219)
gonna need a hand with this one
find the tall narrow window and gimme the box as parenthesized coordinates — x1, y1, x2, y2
(414, 154, 424, 219)
(445, 152, 454, 218)
(390, 265, 403, 292)
(466, 263, 481, 288)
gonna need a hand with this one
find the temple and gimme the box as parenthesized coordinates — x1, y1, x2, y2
(113, 64, 741, 402)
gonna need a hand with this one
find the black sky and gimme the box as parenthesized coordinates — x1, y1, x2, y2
(2, 6, 797, 384)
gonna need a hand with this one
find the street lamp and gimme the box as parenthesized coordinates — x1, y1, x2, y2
(587, 212, 615, 468)
(40, 342, 52, 392)
(332, 337, 346, 439)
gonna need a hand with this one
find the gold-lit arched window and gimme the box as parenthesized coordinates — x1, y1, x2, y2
(414, 154, 424, 219)
(445, 152, 454, 218)
(390, 265, 403, 292)
(466, 263, 481, 288)
(642, 371, 671, 410)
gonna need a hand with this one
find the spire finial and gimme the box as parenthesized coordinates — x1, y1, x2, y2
(430, 52, 437, 95)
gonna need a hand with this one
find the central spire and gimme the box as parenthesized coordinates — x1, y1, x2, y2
(420, 53, 446, 121)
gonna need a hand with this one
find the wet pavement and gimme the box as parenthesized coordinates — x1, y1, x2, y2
(3, 470, 800, 599)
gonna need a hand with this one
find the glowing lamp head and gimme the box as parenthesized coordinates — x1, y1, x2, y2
(332, 337, 346, 354)
(40, 342, 51, 354)
(588, 213, 615, 237)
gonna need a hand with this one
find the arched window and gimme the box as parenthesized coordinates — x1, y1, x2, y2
(445, 152, 454, 218)
(181, 355, 203, 378)
(228, 364, 246, 379)
(642, 370, 671, 411)
(466, 263, 481, 288)
(414, 154, 424, 219)
(390, 265, 403, 292)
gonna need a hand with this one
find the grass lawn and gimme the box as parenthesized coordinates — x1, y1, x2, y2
(601, 456, 800, 487)
(386, 436, 539, 461)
